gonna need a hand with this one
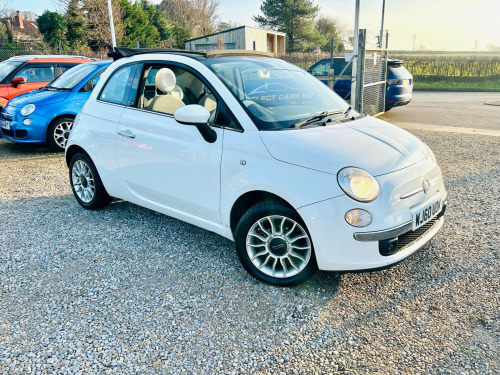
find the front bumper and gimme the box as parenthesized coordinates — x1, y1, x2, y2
(0, 111, 49, 144)
(297, 157, 446, 271)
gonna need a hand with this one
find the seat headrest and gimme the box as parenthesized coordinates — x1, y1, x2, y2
(170, 85, 184, 100)
(155, 68, 176, 93)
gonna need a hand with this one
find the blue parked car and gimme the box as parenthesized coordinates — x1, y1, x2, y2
(307, 57, 413, 111)
(0, 60, 110, 151)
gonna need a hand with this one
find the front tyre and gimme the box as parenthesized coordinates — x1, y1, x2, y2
(235, 200, 317, 286)
(69, 152, 111, 209)
(48, 116, 73, 152)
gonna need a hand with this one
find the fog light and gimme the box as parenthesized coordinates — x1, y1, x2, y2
(345, 209, 372, 227)
(23, 118, 33, 126)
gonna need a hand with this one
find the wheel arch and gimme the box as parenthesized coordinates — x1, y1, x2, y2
(45, 114, 76, 142)
(229, 190, 295, 236)
(65, 144, 88, 167)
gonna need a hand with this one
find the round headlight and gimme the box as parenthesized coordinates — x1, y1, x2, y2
(21, 104, 36, 117)
(337, 167, 379, 202)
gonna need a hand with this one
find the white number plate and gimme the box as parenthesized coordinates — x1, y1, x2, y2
(411, 197, 441, 230)
(0, 121, 10, 130)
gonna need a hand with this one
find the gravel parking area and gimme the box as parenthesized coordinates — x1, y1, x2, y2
(0, 128, 499, 374)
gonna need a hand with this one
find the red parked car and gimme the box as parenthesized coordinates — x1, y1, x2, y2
(0, 55, 95, 110)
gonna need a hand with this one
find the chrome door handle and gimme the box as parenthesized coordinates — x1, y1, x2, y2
(117, 131, 135, 138)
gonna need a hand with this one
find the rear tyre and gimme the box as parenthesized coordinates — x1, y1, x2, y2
(235, 200, 317, 286)
(48, 116, 73, 152)
(69, 152, 111, 210)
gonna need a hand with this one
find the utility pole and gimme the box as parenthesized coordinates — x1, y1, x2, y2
(107, 0, 117, 49)
(351, 0, 361, 108)
(379, 0, 386, 50)
(412, 34, 417, 50)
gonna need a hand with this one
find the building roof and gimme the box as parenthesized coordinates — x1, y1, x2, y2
(185, 26, 286, 43)
(5, 11, 40, 39)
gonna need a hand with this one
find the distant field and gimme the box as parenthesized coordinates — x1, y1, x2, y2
(412, 77, 500, 91)
(391, 53, 500, 91)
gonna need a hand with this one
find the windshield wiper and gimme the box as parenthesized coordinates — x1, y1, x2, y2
(43, 85, 71, 91)
(292, 110, 344, 128)
(342, 106, 353, 118)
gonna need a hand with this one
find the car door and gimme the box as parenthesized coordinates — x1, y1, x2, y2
(115, 62, 225, 223)
(78, 63, 139, 195)
(7, 63, 56, 98)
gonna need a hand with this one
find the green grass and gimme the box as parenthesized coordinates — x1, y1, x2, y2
(413, 75, 500, 91)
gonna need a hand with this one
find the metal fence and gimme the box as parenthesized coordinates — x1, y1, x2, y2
(278, 52, 347, 70)
(352, 30, 388, 116)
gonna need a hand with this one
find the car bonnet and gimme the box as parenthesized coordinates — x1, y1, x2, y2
(259, 115, 429, 176)
(6, 89, 71, 108)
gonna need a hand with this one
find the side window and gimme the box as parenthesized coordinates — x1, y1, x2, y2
(16, 65, 55, 82)
(80, 70, 105, 93)
(134, 63, 240, 130)
(136, 64, 215, 116)
(99, 65, 135, 105)
(60, 64, 77, 73)
(310, 61, 329, 76)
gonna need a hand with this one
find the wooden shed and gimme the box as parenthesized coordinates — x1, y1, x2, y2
(185, 26, 286, 56)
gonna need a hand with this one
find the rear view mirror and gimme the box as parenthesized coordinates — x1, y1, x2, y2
(12, 76, 26, 88)
(174, 105, 216, 143)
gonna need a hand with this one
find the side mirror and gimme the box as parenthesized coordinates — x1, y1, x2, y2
(174, 104, 217, 143)
(12, 76, 26, 88)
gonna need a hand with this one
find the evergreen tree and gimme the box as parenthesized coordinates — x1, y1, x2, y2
(66, 0, 87, 50)
(253, 0, 322, 52)
(140, 0, 172, 42)
(120, 0, 160, 47)
(37, 11, 68, 50)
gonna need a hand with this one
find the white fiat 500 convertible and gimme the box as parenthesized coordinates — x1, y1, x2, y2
(66, 48, 447, 286)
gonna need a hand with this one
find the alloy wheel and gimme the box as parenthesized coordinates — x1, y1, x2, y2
(246, 215, 312, 279)
(71, 159, 95, 203)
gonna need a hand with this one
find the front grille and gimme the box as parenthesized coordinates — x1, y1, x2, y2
(397, 216, 439, 251)
(378, 216, 440, 256)
(15, 129, 27, 138)
(1, 128, 13, 137)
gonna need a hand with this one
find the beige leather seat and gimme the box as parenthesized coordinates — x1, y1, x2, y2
(198, 93, 217, 112)
(147, 68, 185, 114)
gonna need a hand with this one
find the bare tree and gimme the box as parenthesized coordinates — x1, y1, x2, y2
(160, 0, 219, 38)
(84, 0, 124, 50)
(0, 0, 12, 18)
(21, 11, 38, 20)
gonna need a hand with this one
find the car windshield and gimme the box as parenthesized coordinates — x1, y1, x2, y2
(48, 63, 97, 90)
(0, 61, 22, 82)
(204, 57, 350, 130)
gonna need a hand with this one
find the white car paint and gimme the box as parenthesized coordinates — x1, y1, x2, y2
(67, 52, 446, 278)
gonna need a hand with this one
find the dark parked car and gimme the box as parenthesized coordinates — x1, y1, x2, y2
(307, 57, 413, 110)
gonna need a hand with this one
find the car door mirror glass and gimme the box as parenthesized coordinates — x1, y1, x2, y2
(174, 104, 211, 125)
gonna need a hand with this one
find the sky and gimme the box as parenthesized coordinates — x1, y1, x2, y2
(9, 0, 500, 51)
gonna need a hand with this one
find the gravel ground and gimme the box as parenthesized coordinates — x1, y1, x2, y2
(0, 129, 499, 374)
